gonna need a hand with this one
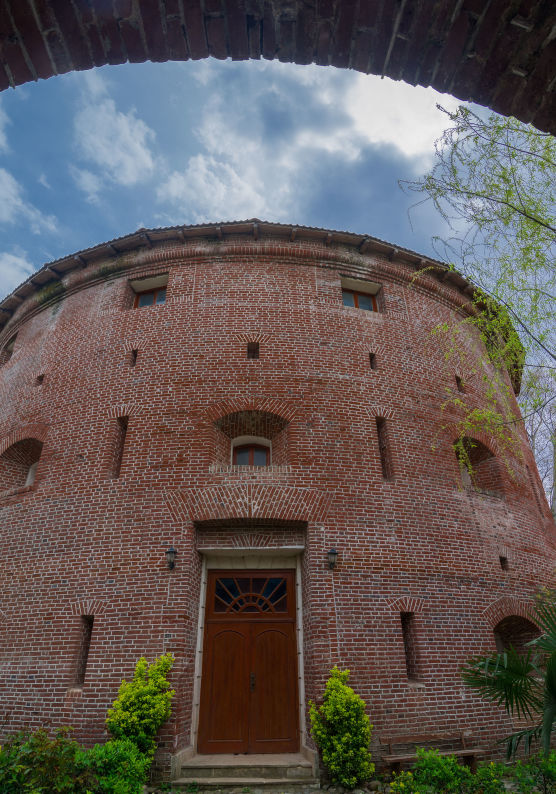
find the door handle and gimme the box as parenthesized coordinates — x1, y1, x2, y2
(250, 672, 256, 692)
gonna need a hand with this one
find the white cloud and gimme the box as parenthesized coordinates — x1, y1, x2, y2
(159, 154, 275, 222)
(74, 97, 156, 187)
(38, 173, 50, 189)
(0, 168, 57, 233)
(82, 69, 108, 100)
(344, 75, 460, 160)
(156, 61, 463, 224)
(0, 250, 36, 297)
(69, 165, 102, 204)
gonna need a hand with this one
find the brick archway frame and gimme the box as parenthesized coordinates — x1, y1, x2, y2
(0, 1, 554, 133)
(482, 596, 537, 629)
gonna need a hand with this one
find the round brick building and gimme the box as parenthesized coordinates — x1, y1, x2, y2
(0, 220, 554, 781)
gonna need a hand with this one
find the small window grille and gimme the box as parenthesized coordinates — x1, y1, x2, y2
(247, 342, 260, 359)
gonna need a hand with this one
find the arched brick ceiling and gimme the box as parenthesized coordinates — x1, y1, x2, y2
(0, 0, 554, 134)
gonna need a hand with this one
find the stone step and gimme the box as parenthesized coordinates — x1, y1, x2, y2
(179, 753, 315, 781)
(169, 778, 320, 793)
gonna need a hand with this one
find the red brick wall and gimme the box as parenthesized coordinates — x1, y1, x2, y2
(0, 231, 554, 773)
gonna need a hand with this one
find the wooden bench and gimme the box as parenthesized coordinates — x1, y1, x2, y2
(380, 731, 487, 772)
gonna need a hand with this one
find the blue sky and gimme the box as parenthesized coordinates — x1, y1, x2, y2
(0, 58, 462, 301)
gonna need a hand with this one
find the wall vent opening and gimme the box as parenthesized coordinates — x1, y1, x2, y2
(247, 342, 260, 359)
(376, 417, 393, 480)
(74, 615, 94, 686)
(111, 416, 128, 479)
(35, 374, 45, 386)
(400, 612, 419, 680)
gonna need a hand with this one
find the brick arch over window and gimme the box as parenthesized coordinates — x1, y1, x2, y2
(455, 436, 504, 496)
(0, 2, 554, 134)
(482, 597, 535, 630)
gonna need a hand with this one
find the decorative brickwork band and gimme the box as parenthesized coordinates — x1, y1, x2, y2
(482, 597, 536, 629)
(367, 406, 396, 420)
(68, 599, 107, 616)
(386, 597, 427, 614)
(165, 485, 332, 525)
(205, 397, 299, 424)
(0, 424, 48, 456)
(106, 404, 142, 419)
(234, 333, 273, 344)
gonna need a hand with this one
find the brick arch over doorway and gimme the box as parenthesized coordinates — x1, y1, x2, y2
(1, 1, 554, 134)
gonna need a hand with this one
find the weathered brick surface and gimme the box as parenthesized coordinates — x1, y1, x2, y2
(0, 223, 555, 774)
(0, 0, 555, 133)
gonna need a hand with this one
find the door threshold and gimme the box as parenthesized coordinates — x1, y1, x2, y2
(182, 752, 311, 767)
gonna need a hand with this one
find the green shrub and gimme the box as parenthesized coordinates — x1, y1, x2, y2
(389, 769, 428, 793)
(470, 761, 507, 794)
(0, 727, 93, 793)
(106, 652, 174, 757)
(80, 738, 151, 794)
(411, 748, 473, 792)
(512, 751, 556, 794)
(309, 666, 374, 789)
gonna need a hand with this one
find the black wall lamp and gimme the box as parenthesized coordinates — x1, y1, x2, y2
(166, 546, 177, 570)
(327, 548, 338, 570)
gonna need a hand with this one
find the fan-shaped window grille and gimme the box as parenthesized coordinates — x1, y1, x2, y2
(214, 575, 288, 614)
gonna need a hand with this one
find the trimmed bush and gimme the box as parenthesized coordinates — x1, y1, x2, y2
(106, 652, 174, 757)
(309, 666, 374, 789)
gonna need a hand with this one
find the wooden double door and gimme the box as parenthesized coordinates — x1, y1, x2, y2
(197, 570, 299, 754)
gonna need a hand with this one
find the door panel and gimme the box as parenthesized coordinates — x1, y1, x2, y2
(197, 625, 249, 753)
(198, 570, 299, 754)
(250, 623, 299, 752)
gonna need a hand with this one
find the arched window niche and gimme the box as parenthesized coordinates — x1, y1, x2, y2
(213, 410, 289, 468)
(493, 615, 540, 655)
(0, 438, 43, 494)
(456, 436, 504, 497)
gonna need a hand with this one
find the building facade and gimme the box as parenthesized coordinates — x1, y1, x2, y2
(0, 220, 554, 777)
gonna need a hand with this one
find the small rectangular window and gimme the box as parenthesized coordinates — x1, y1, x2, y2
(247, 342, 259, 359)
(499, 556, 509, 571)
(129, 274, 168, 309)
(35, 373, 45, 385)
(134, 286, 166, 308)
(342, 289, 377, 312)
(376, 417, 393, 480)
(129, 349, 138, 367)
(74, 615, 94, 686)
(400, 612, 418, 680)
(112, 416, 128, 479)
(369, 353, 377, 370)
(455, 375, 465, 392)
